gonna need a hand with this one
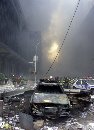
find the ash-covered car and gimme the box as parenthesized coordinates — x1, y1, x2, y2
(30, 79, 70, 118)
(72, 79, 91, 93)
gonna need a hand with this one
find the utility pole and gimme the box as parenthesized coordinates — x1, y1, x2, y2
(33, 55, 37, 86)
(30, 43, 39, 86)
(29, 43, 39, 86)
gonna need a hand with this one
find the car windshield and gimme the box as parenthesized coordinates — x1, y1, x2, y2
(37, 84, 63, 93)
(86, 80, 94, 85)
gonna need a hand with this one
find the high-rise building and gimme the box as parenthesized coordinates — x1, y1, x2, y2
(0, 0, 42, 78)
(0, 0, 28, 77)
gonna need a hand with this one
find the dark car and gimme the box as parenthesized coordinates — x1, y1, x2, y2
(30, 81, 70, 118)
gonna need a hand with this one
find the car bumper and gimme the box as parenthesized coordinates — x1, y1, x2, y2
(31, 105, 70, 117)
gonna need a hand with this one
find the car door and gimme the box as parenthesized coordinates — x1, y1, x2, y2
(81, 80, 88, 89)
(75, 80, 82, 89)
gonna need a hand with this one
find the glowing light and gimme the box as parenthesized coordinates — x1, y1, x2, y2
(48, 42, 59, 61)
(50, 76, 53, 79)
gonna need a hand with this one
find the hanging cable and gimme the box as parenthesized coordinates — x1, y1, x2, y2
(43, 0, 81, 77)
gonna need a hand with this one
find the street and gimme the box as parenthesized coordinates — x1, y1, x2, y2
(0, 89, 93, 130)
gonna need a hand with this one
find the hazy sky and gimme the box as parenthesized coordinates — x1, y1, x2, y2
(19, 0, 94, 77)
(19, 0, 93, 30)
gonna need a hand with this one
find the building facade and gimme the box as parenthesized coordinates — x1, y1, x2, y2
(0, 0, 28, 77)
(0, 0, 42, 79)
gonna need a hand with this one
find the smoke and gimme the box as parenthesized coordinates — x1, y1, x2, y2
(19, 0, 94, 77)
(41, 0, 78, 75)
(62, 1, 94, 77)
(42, 1, 64, 63)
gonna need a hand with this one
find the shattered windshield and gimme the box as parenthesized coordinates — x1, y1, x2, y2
(37, 84, 63, 93)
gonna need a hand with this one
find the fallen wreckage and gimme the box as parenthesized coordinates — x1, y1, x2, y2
(30, 80, 71, 118)
(2, 78, 91, 119)
(29, 79, 92, 118)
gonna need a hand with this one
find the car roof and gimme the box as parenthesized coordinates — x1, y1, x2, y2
(39, 82, 60, 85)
(77, 78, 94, 80)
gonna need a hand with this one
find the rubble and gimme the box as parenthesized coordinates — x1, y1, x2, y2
(86, 122, 94, 130)
(0, 87, 94, 130)
(34, 120, 44, 130)
(65, 119, 84, 130)
(80, 112, 87, 119)
(41, 126, 58, 130)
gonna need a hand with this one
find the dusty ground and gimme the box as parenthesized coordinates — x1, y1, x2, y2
(1, 96, 94, 130)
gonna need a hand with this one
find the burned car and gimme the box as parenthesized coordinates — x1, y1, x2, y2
(30, 81, 70, 118)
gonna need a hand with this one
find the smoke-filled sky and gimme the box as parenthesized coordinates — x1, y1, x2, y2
(19, 0, 94, 77)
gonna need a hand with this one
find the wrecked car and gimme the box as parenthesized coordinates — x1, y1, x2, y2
(30, 81, 70, 118)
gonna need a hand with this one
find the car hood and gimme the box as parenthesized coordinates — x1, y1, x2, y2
(33, 93, 69, 105)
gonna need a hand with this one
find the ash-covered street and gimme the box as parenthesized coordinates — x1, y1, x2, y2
(0, 92, 94, 130)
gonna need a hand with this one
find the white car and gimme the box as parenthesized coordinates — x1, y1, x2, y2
(72, 79, 91, 90)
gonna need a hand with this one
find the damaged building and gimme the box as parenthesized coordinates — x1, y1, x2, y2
(0, 0, 41, 78)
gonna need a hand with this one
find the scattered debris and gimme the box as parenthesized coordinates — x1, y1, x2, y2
(41, 126, 58, 130)
(0, 86, 94, 129)
(86, 122, 94, 130)
(65, 120, 84, 130)
(34, 120, 44, 130)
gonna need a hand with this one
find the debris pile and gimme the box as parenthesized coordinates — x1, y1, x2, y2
(65, 119, 84, 130)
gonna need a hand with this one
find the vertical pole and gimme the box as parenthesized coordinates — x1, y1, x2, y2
(34, 55, 36, 86)
(34, 43, 39, 86)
